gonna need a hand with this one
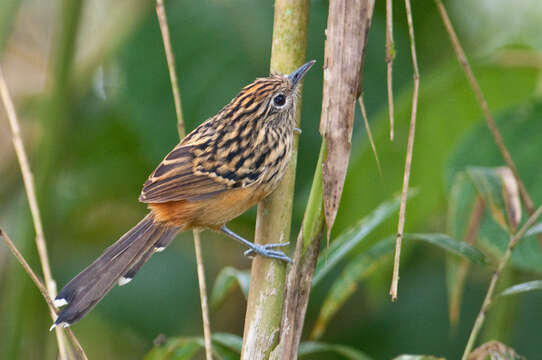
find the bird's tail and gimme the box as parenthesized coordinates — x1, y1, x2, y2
(52, 213, 178, 328)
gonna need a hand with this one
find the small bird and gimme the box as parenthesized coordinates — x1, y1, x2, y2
(51, 60, 315, 329)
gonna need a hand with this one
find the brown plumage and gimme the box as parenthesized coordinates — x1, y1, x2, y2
(52, 60, 315, 328)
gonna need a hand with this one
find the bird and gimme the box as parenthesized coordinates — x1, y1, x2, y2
(50, 60, 315, 329)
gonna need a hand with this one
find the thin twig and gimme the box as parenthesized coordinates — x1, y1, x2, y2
(385, 0, 395, 141)
(0, 229, 88, 360)
(155, 2, 212, 358)
(462, 205, 542, 359)
(193, 231, 212, 360)
(434, 0, 536, 226)
(389, 0, 419, 301)
(156, 0, 185, 138)
(357, 95, 382, 176)
(0, 67, 55, 299)
(0, 229, 56, 311)
(0, 66, 84, 359)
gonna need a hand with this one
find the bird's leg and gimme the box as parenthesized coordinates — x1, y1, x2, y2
(220, 225, 292, 263)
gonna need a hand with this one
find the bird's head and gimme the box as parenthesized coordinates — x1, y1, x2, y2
(223, 60, 315, 131)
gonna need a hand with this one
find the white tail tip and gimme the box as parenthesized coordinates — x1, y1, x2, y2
(118, 276, 132, 286)
(154, 247, 166, 253)
(54, 298, 68, 308)
(50, 322, 69, 331)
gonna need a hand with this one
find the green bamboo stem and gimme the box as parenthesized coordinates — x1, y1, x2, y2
(240, 1, 310, 359)
(301, 143, 326, 251)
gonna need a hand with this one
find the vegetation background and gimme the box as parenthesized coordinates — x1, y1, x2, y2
(0, 0, 541, 359)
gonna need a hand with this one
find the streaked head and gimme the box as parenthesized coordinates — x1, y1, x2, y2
(223, 60, 316, 129)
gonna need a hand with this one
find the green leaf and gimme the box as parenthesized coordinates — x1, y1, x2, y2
(393, 356, 445, 360)
(447, 102, 542, 273)
(144, 347, 169, 360)
(404, 233, 485, 264)
(299, 342, 373, 360)
(212, 333, 242, 354)
(311, 231, 483, 340)
(313, 193, 414, 286)
(144, 337, 203, 360)
(465, 167, 509, 231)
(311, 237, 395, 340)
(210, 267, 250, 310)
(447, 173, 480, 243)
(445, 172, 480, 327)
(342, 63, 538, 257)
(145, 333, 243, 360)
(500, 280, 542, 297)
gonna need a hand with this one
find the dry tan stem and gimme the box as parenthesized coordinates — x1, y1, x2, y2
(320, 0, 374, 243)
(386, 0, 395, 140)
(358, 95, 382, 176)
(462, 205, 542, 359)
(0, 66, 85, 359)
(192, 231, 212, 360)
(155, 1, 212, 358)
(434, 0, 536, 226)
(273, 228, 322, 359)
(389, 0, 420, 301)
(274, 1, 375, 357)
(156, 0, 185, 138)
(0, 229, 88, 360)
(0, 67, 55, 302)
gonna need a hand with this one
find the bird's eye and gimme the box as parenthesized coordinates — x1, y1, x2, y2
(273, 94, 286, 107)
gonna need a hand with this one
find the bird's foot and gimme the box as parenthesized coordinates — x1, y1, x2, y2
(221, 225, 292, 263)
(244, 242, 292, 263)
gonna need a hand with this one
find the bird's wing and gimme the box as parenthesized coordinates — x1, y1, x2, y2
(139, 144, 233, 203)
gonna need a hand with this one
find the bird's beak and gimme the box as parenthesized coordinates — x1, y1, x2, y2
(288, 60, 316, 87)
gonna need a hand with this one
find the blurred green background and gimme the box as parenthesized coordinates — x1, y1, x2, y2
(0, 0, 541, 359)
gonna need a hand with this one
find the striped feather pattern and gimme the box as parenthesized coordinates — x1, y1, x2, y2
(139, 75, 298, 204)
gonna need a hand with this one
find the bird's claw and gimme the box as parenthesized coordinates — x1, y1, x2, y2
(244, 242, 292, 263)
